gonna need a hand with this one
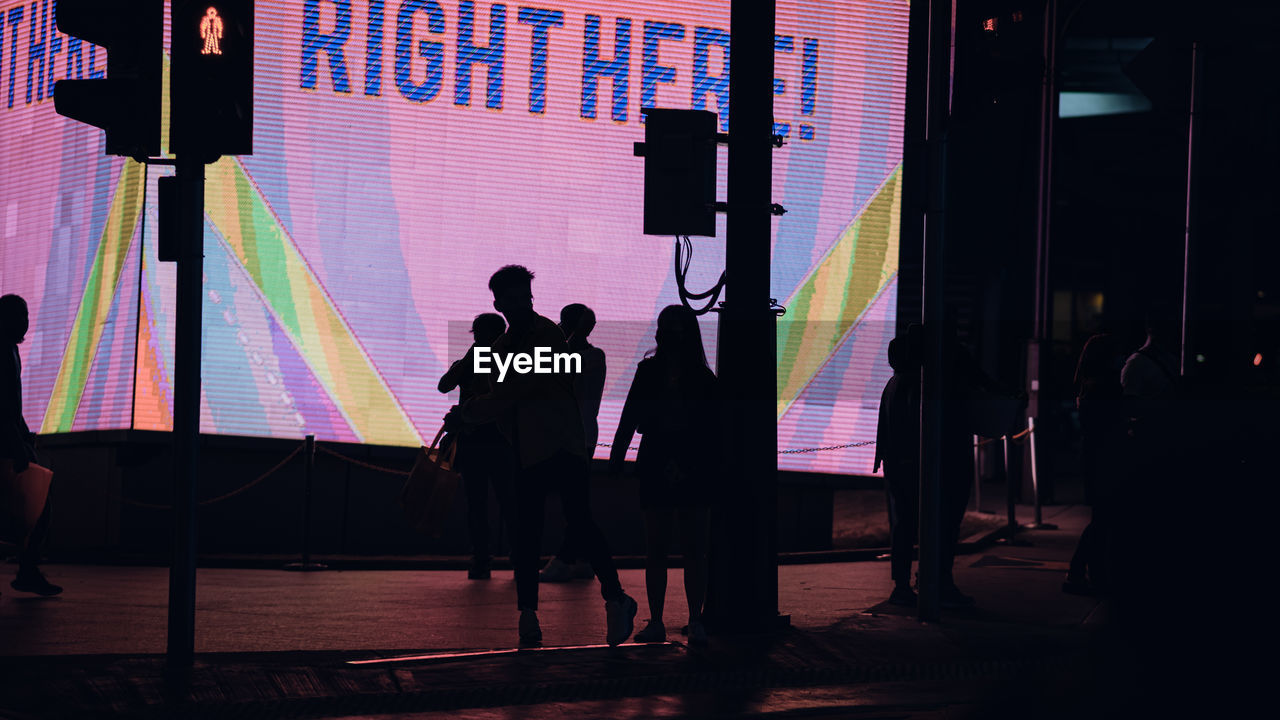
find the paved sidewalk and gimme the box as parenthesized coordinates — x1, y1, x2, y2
(0, 504, 1107, 718)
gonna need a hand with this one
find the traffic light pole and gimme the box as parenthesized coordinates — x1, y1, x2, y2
(917, 0, 953, 624)
(166, 156, 205, 670)
(705, 0, 781, 634)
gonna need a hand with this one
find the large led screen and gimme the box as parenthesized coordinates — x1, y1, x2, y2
(0, 0, 906, 475)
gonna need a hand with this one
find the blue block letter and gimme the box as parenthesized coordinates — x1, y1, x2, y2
(641, 21, 684, 118)
(517, 7, 563, 114)
(395, 0, 445, 103)
(301, 0, 353, 93)
(26, 0, 48, 104)
(365, 0, 384, 96)
(801, 38, 817, 139)
(6, 6, 24, 109)
(580, 15, 629, 122)
(692, 26, 729, 132)
(455, 1, 506, 109)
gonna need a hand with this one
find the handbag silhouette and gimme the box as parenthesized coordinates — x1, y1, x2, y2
(0, 461, 52, 547)
(399, 427, 460, 538)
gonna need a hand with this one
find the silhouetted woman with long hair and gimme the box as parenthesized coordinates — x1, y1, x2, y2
(610, 305, 718, 645)
(1065, 333, 1124, 595)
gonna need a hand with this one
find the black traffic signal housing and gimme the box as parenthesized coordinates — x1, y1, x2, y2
(171, 0, 254, 158)
(635, 109, 718, 237)
(157, 175, 180, 262)
(53, 0, 163, 158)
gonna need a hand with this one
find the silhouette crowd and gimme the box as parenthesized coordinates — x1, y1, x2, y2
(1, 266, 1192, 647)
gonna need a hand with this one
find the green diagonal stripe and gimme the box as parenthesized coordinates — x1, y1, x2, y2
(41, 160, 146, 433)
(776, 166, 902, 418)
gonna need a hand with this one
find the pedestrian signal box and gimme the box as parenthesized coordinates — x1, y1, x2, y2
(635, 109, 719, 237)
(170, 1, 254, 158)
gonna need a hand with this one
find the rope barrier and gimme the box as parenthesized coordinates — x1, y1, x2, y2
(974, 424, 1035, 448)
(121, 441, 307, 511)
(596, 440, 878, 454)
(120, 421, 1035, 511)
(316, 445, 411, 477)
(120, 415, 1029, 509)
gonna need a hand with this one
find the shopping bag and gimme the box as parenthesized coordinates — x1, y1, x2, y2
(399, 427, 460, 538)
(0, 461, 53, 547)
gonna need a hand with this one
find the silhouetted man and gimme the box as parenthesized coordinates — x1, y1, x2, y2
(936, 319, 1005, 608)
(462, 266, 636, 647)
(1, 294, 61, 596)
(439, 313, 513, 580)
(874, 330, 922, 606)
(539, 303, 605, 582)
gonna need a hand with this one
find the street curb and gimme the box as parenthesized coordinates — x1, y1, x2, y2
(32, 517, 1012, 572)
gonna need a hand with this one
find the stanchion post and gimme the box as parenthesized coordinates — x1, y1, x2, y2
(1021, 417, 1058, 530)
(284, 435, 327, 571)
(1001, 434, 1031, 546)
(1003, 435, 1015, 536)
(972, 435, 982, 513)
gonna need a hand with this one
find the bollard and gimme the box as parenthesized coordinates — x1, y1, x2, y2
(284, 435, 328, 571)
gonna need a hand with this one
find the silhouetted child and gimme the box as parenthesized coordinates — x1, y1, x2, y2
(462, 266, 636, 647)
(539, 303, 606, 582)
(439, 313, 513, 580)
(610, 305, 718, 645)
(0, 294, 61, 597)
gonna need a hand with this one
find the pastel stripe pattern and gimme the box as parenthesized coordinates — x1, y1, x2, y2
(776, 165, 901, 418)
(40, 160, 147, 433)
(202, 158, 422, 446)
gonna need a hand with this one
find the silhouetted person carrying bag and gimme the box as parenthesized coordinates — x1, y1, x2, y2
(874, 329, 922, 607)
(439, 313, 514, 580)
(0, 294, 61, 597)
(538, 303, 605, 583)
(610, 305, 718, 645)
(461, 266, 636, 647)
(1064, 333, 1125, 596)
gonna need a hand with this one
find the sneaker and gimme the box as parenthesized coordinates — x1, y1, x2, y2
(687, 620, 709, 646)
(605, 593, 638, 646)
(538, 557, 573, 583)
(569, 560, 594, 580)
(518, 609, 542, 647)
(939, 584, 976, 609)
(888, 585, 918, 607)
(11, 570, 62, 597)
(634, 619, 666, 643)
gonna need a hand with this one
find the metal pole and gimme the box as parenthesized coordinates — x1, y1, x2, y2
(705, 0, 780, 633)
(917, 0, 952, 625)
(1181, 42, 1202, 377)
(1028, 0, 1059, 504)
(285, 435, 327, 571)
(166, 156, 204, 670)
(303, 434, 314, 565)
